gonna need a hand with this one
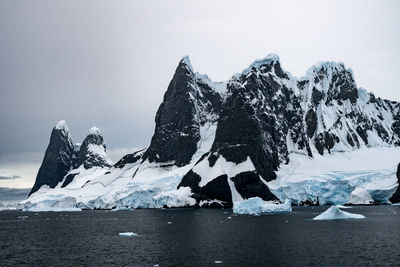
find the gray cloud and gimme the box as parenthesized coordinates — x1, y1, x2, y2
(0, 187, 30, 202)
(0, 175, 21, 180)
(0, 0, 399, 188)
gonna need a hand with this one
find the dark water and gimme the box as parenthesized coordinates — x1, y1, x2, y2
(1, 206, 399, 266)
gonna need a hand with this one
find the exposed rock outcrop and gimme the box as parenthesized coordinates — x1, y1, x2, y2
(29, 121, 74, 196)
(30, 121, 112, 193)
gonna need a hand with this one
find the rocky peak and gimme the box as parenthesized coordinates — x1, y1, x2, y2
(74, 127, 112, 169)
(142, 57, 223, 167)
(300, 61, 358, 105)
(29, 120, 74, 196)
(238, 53, 289, 80)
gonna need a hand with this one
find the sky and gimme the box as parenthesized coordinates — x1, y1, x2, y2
(0, 0, 399, 198)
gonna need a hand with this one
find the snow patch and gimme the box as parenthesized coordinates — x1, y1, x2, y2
(55, 120, 70, 132)
(88, 127, 102, 136)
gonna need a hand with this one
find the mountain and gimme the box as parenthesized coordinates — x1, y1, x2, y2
(29, 121, 74, 196)
(142, 56, 224, 167)
(23, 54, 400, 210)
(29, 121, 112, 195)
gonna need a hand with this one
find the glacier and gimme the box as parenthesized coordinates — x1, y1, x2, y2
(268, 147, 399, 205)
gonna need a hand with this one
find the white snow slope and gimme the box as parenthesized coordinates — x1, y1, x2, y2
(268, 147, 399, 205)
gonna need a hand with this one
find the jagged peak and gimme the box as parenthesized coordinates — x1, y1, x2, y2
(236, 53, 281, 78)
(179, 55, 194, 73)
(54, 120, 70, 133)
(305, 61, 354, 79)
(177, 55, 228, 96)
(196, 73, 228, 96)
(88, 126, 102, 136)
(250, 53, 280, 68)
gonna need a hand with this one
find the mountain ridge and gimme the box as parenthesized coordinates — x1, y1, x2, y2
(24, 54, 400, 209)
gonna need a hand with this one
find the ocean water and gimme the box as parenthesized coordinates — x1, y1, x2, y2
(0, 206, 399, 266)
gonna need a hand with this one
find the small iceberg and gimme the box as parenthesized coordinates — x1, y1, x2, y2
(119, 232, 138, 237)
(233, 197, 292, 215)
(313, 206, 365, 220)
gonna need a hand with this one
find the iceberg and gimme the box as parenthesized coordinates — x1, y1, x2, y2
(313, 206, 365, 220)
(233, 197, 292, 215)
(119, 232, 138, 237)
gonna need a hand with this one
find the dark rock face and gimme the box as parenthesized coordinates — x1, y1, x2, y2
(211, 59, 310, 181)
(179, 171, 232, 205)
(30, 123, 112, 194)
(298, 62, 399, 156)
(143, 57, 222, 166)
(29, 122, 74, 196)
(398, 163, 400, 179)
(114, 149, 146, 168)
(74, 128, 112, 169)
(61, 173, 78, 188)
(305, 109, 317, 138)
(231, 171, 277, 201)
(389, 163, 400, 203)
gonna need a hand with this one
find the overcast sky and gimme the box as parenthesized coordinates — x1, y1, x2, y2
(0, 0, 399, 191)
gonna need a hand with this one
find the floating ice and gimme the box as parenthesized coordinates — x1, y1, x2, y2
(119, 232, 138, 237)
(24, 207, 81, 212)
(313, 206, 365, 220)
(233, 197, 292, 215)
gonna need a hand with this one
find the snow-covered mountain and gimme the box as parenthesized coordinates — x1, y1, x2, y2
(22, 54, 400, 210)
(29, 121, 112, 196)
